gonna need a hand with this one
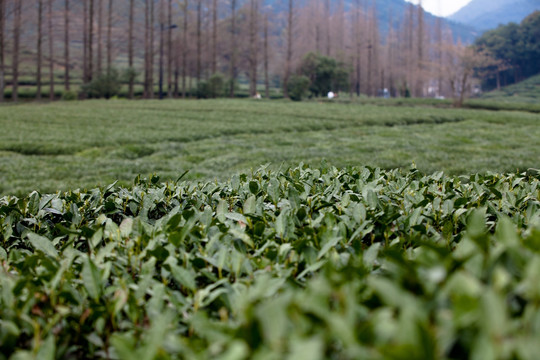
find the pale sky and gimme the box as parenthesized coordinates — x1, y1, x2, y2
(405, 0, 473, 17)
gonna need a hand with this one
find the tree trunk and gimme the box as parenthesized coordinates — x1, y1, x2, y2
(355, 0, 361, 96)
(144, 0, 149, 97)
(436, 14, 442, 96)
(37, 0, 43, 100)
(12, 0, 22, 102)
(48, 0, 54, 100)
(264, 14, 269, 99)
(325, 0, 330, 56)
(416, 0, 424, 97)
(149, 0, 154, 98)
(107, 0, 112, 74)
(406, 4, 414, 96)
(174, 37, 180, 97)
(315, 1, 320, 54)
(248, 0, 258, 97)
(196, 0, 201, 84)
(0, 0, 6, 103)
(0, 0, 4, 102)
(283, 0, 293, 98)
(64, 0, 70, 90)
(182, 0, 187, 98)
(89, 0, 94, 81)
(159, 0, 164, 98)
(167, 0, 172, 97)
(128, 0, 134, 98)
(229, 0, 236, 97)
(97, 0, 102, 75)
(457, 72, 468, 107)
(83, 0, 88, 85)
(212, 0, 217, 75)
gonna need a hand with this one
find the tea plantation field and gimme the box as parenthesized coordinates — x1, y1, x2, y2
(1, 99, 539, 195)
(1, 165, 540, 359)
(1, 100, 540, 359)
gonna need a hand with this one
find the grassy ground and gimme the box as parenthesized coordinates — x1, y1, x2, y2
(1, 98, 539, 196)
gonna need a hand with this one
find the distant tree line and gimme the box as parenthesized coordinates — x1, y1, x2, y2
(0, 0, 487, 103)
(474, 11, 540, 91)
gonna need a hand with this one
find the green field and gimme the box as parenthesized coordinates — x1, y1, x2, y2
(1, 99, 539, 196)
(1, 99, 540, 359)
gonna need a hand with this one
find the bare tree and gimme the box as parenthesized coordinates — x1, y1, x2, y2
(48, 0, 54, 100)
(107, 0, 112, 74)
(263, 13, 269, 98)
(229, 0, 236, 97)
(435, 12, 442, 96)
(167, 0, 172, 97)
(181, 0, 187, 98)
(12, 0, 22, 102)
(248, 0, 259, 97)
(283, 0, 293, 98)
(196, 0, 201, 83)
(149, 0, 154, 98)
(159, 0, 164, 98)
(174, 34, 180, 96)
(144, 0, 155, 98)
(212, 0, 217, 75)
(0, 0, 4, 102)
(325, 0, 330, 56)
(88, 0, 94, 81)
(366, 3, 374, 96)
(97, 0, 102, 75)
(64, 0, 70, 90)
(354, 0, 362, 96)
(37, 0, 44, 100)
(83, 0, 88, 85)
(314, 0, 321, 54)
(128, 0, 134, 97)
(416, 0, 424, 97)
(386, 11, 396, 96)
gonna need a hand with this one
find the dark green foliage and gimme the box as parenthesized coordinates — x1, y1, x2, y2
(475, 11, 540, 90)
(1, 165, 540, 359)
(81, 69, 123, 99)
(299, 52, 350, 97)
(122, 67, 138, 87)
(287, 75, 310, 101)
(196, 73, 226, 99)
(61, 90, 78, 101)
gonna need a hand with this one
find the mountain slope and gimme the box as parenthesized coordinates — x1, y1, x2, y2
(450, 0, 540, 30)
(263, 0, 477, 42)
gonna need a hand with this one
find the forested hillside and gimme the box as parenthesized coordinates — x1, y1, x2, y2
(474, 11, 540, 90)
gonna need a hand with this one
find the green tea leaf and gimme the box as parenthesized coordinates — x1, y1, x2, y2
(26, 232, 58, 258)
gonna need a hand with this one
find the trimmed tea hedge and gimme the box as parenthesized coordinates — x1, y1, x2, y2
(1, 165, 540, 359)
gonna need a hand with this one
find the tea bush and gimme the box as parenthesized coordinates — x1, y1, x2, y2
(1, 165, 539, 359)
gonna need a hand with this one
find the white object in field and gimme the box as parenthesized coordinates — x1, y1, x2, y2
(327, 91, 335, 99)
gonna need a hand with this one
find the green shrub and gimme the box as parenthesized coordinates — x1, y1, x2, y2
(196, 73, 226, 99)
(287, 75, 311, 101)
(1, 165, 540, 358)
(122, 67, 138, 85)
(81, 69, 123, 99)
(62, 90, 78, 101)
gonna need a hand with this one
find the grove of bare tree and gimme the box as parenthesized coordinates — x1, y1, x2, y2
(0, 0, 481, 102)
